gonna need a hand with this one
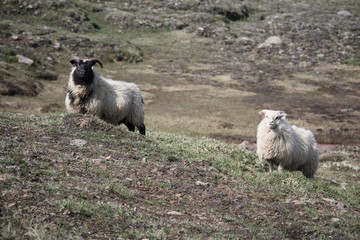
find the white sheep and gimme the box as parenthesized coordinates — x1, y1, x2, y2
(256, 109, 319, 179)
(65, 58, 146, 135)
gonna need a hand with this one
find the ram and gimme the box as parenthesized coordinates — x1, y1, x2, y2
(256, 110, 318, 179)
(65, 58, 146, 135)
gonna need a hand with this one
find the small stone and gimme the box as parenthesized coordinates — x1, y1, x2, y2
(167, 211, 183, 216)
(196, 180, 210, 187)
(336, 202, 347, 212)
(70, 139, 87, 147)
(11, 35, 20, 41)
(208, 166, 219, 173)
(239, 140, 249, 149)
(54, 41, 61, 50)
(29, 114, 39, 120)
(92, 159, 102, 165)
(258, 36, 282, 48)
(8, 203, 16, 208)
(17, 55, 34, 66)
(299, 61, 312, 68)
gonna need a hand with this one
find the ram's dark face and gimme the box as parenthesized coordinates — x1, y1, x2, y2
(70, 58, 103, 85)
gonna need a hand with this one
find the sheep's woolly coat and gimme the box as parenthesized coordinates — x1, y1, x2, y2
(256, 110, 319, 179)
(66, 63, 145, 134)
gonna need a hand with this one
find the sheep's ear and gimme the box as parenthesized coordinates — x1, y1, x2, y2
(279, 111, 287, 119)
(70, 59, 78, 66)
(259, 110, 267, 118)
(90, 58, 103, 69)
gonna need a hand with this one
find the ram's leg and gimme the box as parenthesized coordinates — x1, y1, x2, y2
(277, 163, 284, 172)
(269, 162, 275, 172)
(138, 124, 146, 136)
(124, 122, 135, 132)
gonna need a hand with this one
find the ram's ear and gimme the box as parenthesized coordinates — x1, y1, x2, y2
(259, 110, 267, 118)
(70, 59, 78, 67)
(279, 111, 287, 119)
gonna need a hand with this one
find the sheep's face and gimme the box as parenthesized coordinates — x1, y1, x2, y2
(259, 109, 286, 129)
(70, 58, 103, 85)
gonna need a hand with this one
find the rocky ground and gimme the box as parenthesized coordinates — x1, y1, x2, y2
(1, 113, 359, 239)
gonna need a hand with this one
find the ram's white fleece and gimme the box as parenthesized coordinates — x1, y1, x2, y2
(65, 59, 145, 135)
(256, 110, 318, 179)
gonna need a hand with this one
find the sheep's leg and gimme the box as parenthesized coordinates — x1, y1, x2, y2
(269, 162, 275, 172)
(138, 124, 146, 136)
(277, 163, 284, 172)
(124, 122, 135, 132)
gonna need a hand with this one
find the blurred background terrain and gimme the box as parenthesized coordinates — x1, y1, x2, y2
(1, 0, 359, 145)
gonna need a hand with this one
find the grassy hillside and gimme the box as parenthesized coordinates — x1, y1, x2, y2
(1, 112, 359, 239)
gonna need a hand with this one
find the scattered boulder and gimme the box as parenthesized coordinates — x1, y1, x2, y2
(11, 35, 21, 41)
(17, 55, 34, 66)
(337, 10, 352, 17)
(258, 36, 282, 48)
(195, 180, 210, 187)
(167, 211, 183, 216)
(70, 139, 88, 147)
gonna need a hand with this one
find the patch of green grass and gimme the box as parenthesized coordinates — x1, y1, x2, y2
(107, 181, 140, 200)
(242, 170, 360, 208)
(345, 58, 357, 65)
(320, 153, 346, 162)
(56, 196, 132, 219)
(0, 208, 75, 240)
(146, 131, 359, 209)
(144, 131, 360, 210)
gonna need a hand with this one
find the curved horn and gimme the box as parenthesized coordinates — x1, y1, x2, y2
(70, 58, 78, 66)
(89, 58, 103, 69)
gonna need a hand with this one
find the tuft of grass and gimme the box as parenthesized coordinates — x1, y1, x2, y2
(345, 58, 357, 65)
(107, 181, 140, 200)
(56, 196, 132, 219)
(320, 153, 346, 162)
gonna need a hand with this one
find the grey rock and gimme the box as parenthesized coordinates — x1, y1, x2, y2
(196, 180, 210, 187)
(17, 55, 34, 66)
(258, 36, 282, 48)
(167, 211, 183, 216)
(70, 139, 87, 147)
(337, 11, 352, 17)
